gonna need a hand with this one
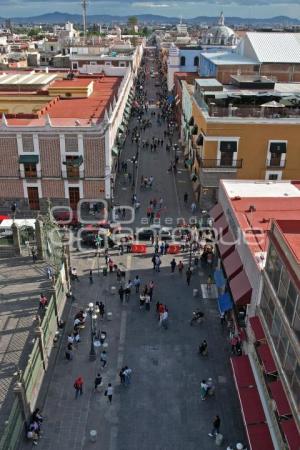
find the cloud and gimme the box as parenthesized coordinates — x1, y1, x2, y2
(132, 2, 170, 7)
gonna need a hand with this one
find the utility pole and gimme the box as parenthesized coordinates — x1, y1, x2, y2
(81, 0, 88, 42)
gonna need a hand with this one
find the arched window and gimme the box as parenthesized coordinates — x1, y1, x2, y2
(194, 56, 199, 67)
(180, 56, 186, 66)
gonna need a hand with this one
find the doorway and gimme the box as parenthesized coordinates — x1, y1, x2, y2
(27, 187, 40, 210)
(69, 187, 80, 210)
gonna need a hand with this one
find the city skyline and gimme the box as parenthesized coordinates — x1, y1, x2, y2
(1, 0, 300, 20)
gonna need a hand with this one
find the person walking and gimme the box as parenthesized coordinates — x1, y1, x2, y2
(170, 258, 176, 273)
(100, 350, 107, 368)
(123, 367, 132, 386)
(183, 192, 188, 204)
(105, 383, 113, 403)
(186, 267, 192, 286)
(209, 415, 221, 437)
(119, 285, 124, 303)
(89, 269, 93, 284)
(133, 275, 141, 293)
(200, 380, 208, 401)
(94, 373, 102, 392)
(207, 274, 213, 292)
(161, 309, 169, 329)
(154, 255, 161, 272)
(74, 376, 83, 399)
(98, 301, 105, 319)
(178, 260, 184, 274)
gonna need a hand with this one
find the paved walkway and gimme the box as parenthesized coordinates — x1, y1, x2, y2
(19, 52, 246, 450)
(0, 257, 52, 438)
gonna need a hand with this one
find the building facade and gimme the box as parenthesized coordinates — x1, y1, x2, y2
(190, 78, 300, 208)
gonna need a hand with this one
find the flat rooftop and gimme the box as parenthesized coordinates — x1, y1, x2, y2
(200, 51, 256, 66)
(0, 72, 58, 87)
(0, 74, 122, 127)
(221, 180, 300, 267)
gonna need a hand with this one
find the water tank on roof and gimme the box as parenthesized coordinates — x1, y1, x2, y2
(111, 51, 117, 57)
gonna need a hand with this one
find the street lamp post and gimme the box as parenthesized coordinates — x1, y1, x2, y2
(95, 237, 101, 276)
(87, 302, 98, 361)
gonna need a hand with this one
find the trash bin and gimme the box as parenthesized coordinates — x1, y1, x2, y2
(90, 430, 97, 443)
(215, 433, 223, 446)
(103, 267, 107, 276)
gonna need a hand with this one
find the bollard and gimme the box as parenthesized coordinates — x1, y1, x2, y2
(107, 312, 112, 321)
(90, 430, 97, 443)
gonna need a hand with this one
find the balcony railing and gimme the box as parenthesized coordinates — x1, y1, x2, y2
(266, 159, 286, 169)
(200, 158, 243, 169)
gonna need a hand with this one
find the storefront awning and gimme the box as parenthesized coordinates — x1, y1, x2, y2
(229, 270, 252, 306)
(218, 292, 233, 313)
(231, 355, 256, 388)
(270, 142, 286, 153)
(222, 249, 243, 281)
(209, 203, 224, 222)
(214, 268, 226, 288)
(256, 343, 277, 374)
(280, 419, 300, 450)
(19, 154, 39, 164)
(63, 155, 83, 167)
(218, 229, 235, 259)
(247, 423, 274, 450)
(239, 387, 266, 424)
(268, 379, 291, 417)
(214, 213, 229, 239)
(249, 316, 266, 342)
(220, 141, 237, 152)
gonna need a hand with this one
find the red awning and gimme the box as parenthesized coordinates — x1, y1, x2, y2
(213, 213, 229, 238)
(209, 203, 224, 221)
(229, 270, 252, 306)
(218, 229, 235, 259)
(249, 316, 266, 342)
(223, 248, 243, 280)
(256, 343, 277, 374)
(231, 355, 256, 388)
(0, 215, 9, 222)
(281, 419, 300, 450)
(247, 423, 274, 450)
(268, 380, 291, 417)
(239, 387, 266, 425)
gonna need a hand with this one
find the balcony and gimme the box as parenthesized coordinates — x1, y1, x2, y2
(200, 158, 243, 169)
(266, 159, 286, 169)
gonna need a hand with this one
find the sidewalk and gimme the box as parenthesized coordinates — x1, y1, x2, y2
(19, 53, 247, 450)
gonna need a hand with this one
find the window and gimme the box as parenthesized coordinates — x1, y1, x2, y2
(270, 309, 281, 347)
(265, 243, 282, 292)
(119, 62, 126, 67)
(65, 156, 80, 178)
(268, 174, 279, 180)
(105, 61, 112, 66)
(72, 62, 78, 70)
(277, 326, 289, 361)
(285, 281, 297, 324)
(22, 134, 34, 152)
(194, 56, 199, 66)
(284, 343, 296, 384)
(220, 152, 233, 166)
(180, 56, 186, 66)
(253, 65, 260, 73)
(24, 163, 37, 178)
(50, 46, 54, 51)
(90, 61, 97, 65)
(65, 134, 78, 152)
(269, 152, 282, 167)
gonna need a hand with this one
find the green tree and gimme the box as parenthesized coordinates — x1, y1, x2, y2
(128, 16, 138, 30)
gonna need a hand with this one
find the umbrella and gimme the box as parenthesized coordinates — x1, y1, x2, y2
(260, 100, 285, 108)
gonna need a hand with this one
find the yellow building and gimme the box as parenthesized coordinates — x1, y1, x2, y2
(189, 77, 300, 208)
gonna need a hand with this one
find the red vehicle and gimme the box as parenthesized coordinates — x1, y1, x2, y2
(53, 210, 79, 227)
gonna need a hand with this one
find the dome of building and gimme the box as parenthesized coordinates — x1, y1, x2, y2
(203, 12, 237, 46)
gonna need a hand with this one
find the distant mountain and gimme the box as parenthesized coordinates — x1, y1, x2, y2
(1, 12, 300, 26)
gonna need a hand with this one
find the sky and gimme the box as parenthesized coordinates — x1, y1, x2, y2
(1, 0, 300, 19)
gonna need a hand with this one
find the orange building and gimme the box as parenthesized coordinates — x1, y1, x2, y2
(188, 77, 300, 208)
